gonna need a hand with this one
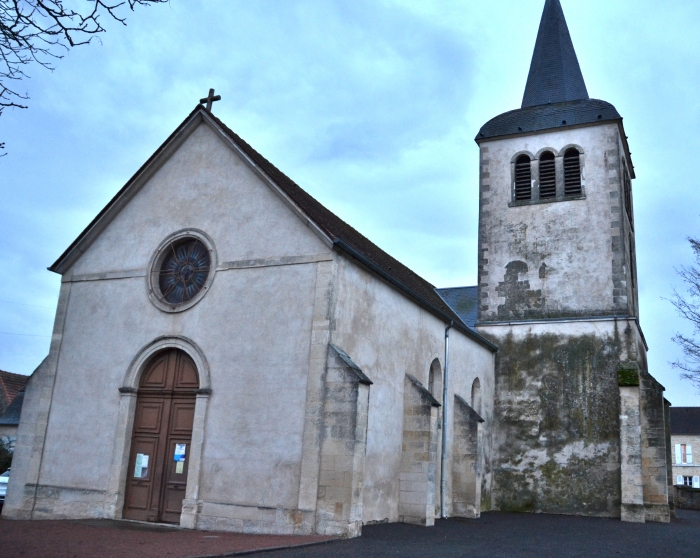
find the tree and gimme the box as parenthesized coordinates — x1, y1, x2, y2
(1, 0, 167, 153)
(670, 237, 700, 388)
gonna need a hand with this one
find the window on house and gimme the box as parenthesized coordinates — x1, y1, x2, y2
(514, 155, 532, 201)
(539, 151, 556, 199)
(675, 443, 693, 464)
(676, 475, 700, 487)
(563, 149, 582, 196)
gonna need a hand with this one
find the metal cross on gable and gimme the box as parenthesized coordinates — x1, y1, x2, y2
(200, 88, 221, 111)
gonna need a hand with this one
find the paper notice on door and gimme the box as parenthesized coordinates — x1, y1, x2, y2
(134, 453, 149, 478)
(174, 444, 186, 462)
(176, 461, 184, 474)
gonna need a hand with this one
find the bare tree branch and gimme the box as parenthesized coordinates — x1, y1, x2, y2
(0, 0, 167, 118)
(669, 236, 700, 389)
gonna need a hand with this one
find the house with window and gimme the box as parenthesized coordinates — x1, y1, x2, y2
(671, 407, 700, 488)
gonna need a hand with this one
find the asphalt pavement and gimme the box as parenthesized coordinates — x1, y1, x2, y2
(258, 510, 700, 558)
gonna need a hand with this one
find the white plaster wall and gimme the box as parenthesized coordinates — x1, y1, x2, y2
(478, 317, 627, 342)
(69, 122, 328, 277)
(330, 257, 495, 523)
(478, 123, 631, 320)
(38, 121, 330, 511)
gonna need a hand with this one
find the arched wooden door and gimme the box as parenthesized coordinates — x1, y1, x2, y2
(123, 349, 199, 523)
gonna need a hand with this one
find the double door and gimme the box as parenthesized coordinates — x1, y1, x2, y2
(123, 349, 198, 524)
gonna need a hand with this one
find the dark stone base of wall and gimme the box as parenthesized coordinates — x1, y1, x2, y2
(676, 487, 700, 511)
(487, 331, 622, 518)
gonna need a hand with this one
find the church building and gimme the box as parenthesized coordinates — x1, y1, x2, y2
(3, 0, 672, 534)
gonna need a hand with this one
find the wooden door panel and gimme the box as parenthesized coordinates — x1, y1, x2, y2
(123, 436, 159, 520)
(128, 483, 151, 510)
(160, 439, 191, 523)
(175, 354, 199, 390)
(134, 401, 165, 433)
(170, 401, 195, 434)
(140, 354, 170, 389)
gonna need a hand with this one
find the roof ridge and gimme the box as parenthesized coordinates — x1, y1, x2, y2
(205, 110, 441, 292)
(202, 111, 503, 351)
(47, 105, 499, 352)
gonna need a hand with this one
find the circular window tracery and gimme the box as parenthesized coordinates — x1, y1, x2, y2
(158, 239, 211, 304)
(147, 230, 217, 313)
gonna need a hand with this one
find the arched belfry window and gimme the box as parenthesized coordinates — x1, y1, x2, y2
(539, 151, 556, 199)
(514, 155, 532, 201)
(564, 149, 582, 196)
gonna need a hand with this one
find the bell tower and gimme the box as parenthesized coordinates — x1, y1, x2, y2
(475, 0, 670, 523)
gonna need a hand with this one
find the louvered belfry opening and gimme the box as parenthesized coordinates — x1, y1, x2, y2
(514, 155, 532, 201)
(539, 151, 556, 199)
(564, 148, 582, 196)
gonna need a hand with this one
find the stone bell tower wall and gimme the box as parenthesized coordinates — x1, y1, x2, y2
(476, 122, 635, 323)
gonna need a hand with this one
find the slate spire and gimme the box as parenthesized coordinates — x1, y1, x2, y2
(521, 0, 589, 108)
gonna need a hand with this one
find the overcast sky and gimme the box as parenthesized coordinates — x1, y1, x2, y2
(1, 0, 699, 406)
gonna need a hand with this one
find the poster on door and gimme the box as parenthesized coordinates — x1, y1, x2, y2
(134, 453, 149, 478)
(174, 444, 186, 462)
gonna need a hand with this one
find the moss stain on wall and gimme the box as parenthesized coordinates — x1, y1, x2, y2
(488, 332, 622, 516)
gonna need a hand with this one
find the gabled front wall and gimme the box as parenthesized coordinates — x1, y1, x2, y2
(4, 122, 333, 529)
(330, 257, 495, 524)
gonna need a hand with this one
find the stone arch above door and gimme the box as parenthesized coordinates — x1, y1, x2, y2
(121, 336, 212, 393)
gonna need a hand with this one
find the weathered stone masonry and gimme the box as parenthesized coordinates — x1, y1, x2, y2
(399, 374, 439, 526)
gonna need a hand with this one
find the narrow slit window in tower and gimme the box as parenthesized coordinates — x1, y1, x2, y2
(539, 151, 556, 199)
(514, 155, 532, 201)
(623, 168, 633, 228)
(563, 149, 582, 196)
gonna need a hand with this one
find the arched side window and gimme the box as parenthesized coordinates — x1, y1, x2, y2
(539, 151, 556, 199)
(471, 378, 482, 416)
(563, 148, 582, 196)
(514, 155, 532, 201)
(428, 359, 442, 401)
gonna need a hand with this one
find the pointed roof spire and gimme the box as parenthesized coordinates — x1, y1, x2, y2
(521, 0, 589, 108)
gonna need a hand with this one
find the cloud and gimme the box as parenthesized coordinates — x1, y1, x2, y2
(1, 0, 700, 408)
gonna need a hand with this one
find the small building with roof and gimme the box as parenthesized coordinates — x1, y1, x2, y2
(670, 407, 700, 488)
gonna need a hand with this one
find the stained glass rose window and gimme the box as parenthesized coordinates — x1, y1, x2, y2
(158, 239, 211, 304)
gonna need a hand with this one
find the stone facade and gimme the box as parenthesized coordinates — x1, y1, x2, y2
(675, 486, 700, 510)
(398, 375, 439, 526)
(451, 395, 483, 518)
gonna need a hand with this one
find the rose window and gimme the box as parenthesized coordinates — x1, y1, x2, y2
(158, 239, 211, 304)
